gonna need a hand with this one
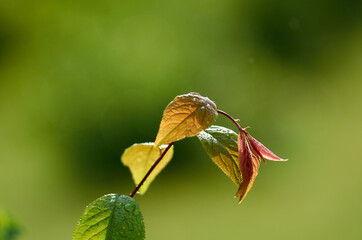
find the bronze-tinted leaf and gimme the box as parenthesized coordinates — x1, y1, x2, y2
(121, 142, 174, 194)
(236, 132, 261, 203)
(197, 125, 241, 185)
(154, 92, 218, 147)
(247, 132, 287, 162)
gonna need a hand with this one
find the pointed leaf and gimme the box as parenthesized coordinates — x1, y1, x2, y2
(121, 143, 174, 194)
(247, 132, 287, 162)
(73, 194, 145, 240)
(197, 125, 241, 185)
(154, 92, 218, 147)
(236, 132, 261, 203)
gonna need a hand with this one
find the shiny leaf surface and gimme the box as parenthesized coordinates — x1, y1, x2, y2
(73, 194, 145, 240)
(197, 125, 241, 185)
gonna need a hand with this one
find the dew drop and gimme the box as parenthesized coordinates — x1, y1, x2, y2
(133, 210, 141, 216)
(125, 203, 135, 212)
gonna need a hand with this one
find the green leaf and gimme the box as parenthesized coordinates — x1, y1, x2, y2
(121, 143, 174, 194)
(197, 125, 242, 185)
(73, 194, 145, 240)
(0, 208, 22, 240)
(154, 92, 218, 147)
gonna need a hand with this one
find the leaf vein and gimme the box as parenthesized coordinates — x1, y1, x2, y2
(88, 225, 107, 239)
(83, 216, 110, 234)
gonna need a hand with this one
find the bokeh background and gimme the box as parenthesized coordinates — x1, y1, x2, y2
(1, 0, 361, 239)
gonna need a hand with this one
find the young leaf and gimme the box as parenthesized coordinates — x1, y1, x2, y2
(154, 92, 218, 147)
(121, 143, 174, 194)
(197, 125, 242, 185)
(235, 132, 261, 203)
(73, 194, 145, 240)
(246, 132, 287, 162)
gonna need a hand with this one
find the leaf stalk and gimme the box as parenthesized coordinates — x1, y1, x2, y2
(217, 110, 246, 133)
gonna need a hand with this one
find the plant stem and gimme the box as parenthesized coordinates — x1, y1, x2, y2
(130, 142, 175, 198)
(217, 109, 246, 133)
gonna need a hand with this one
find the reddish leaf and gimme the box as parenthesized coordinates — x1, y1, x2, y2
(236, 132, 261, 203)
(247, 132, 287, 162)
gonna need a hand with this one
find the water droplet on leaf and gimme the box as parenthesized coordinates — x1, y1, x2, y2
(125, 203, 135, 212)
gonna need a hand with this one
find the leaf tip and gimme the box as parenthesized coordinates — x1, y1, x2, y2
(235, 188, 247, 204)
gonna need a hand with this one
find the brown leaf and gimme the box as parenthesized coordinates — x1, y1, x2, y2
(154, 92, 218, 147)
(247, 132, 287, 162)
(235, 132, 261, 203)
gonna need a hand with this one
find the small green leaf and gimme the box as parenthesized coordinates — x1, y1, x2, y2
(197, 125, 242, 185)
(73, 194, 145, 240)
(121, 142, 174, 194)
(0, 208, 22, 240)
(154, 92, 218, 147)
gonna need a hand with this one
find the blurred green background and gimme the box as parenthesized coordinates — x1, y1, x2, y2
(0, 0, 361, 239)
